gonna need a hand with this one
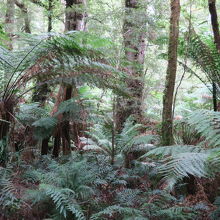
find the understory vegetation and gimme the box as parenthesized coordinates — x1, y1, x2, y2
(1, 0, 220, 219)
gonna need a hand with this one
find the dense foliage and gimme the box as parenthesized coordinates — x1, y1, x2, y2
(1, 0, 220, 219)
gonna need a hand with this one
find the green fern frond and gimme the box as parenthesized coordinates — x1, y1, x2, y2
(91, 205, 143, 220)
(32, 116, 58, 140)
(153, 206, 197, 220)
(159, 152, 208, 179)
(187, 110, 220, 147)
(40, 184, 85, 219)
(141, 145, 204, 159)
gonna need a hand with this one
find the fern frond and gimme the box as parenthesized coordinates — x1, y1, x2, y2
(40, 184, 85, 220)
(141, 145, 204, 159)
(187, 110, 220, 147)
(153, 206, 197, 220)
(91, 205, 143, 220)
(32, 116, 58, 140)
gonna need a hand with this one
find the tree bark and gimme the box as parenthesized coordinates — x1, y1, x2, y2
(41, 137, 50, 155)
(48, 0, 53, 32)
(209, 0, 220, 52)
(14, 0, 31, 33)
(208, 0, 220, 111)
(52, 131, 61, 157)
(65, 0, 87, 32)
(161, 0, 180, 146)
(116, 0, 147, 132)
(29, 0, 54, 32)
(53, 0, 87, 155)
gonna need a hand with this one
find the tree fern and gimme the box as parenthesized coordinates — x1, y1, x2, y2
(181, 32, 220, 94)
(82, 117, 157, 164)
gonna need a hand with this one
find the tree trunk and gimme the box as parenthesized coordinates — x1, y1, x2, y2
(48, 0, 53, 32)
(116, 0, 147, 132)
(61, 85, 73, 155)
(213, 82, 218, 111)
(161, 0, 180, 146)
(65, 0, 87, 32)
(52, 131, 61, 157)
(5, 0, 15, 49)
(54, 0, 87, 155)
(41, 137, 50, 155)
(0, 100, 13, 140)
(208, 0, 220, 111)
(14, 0, 31, 33)
(209, 0, 220, 51)
(52, 86, 65, 157)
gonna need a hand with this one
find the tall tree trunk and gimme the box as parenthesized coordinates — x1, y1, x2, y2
(5, 0, 15, 49)
(208, 0, 220, 111)
(14, 0, 31, 33)
(161, 0, 180, 146)
(116, 0, 147, 132)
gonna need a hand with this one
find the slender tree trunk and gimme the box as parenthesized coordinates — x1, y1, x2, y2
(116, 0, 147, 132)
(213, 82, 218, 111)
(5, 0, 15, 49)
(48, 0, 53, 32)
(161, 0, 180, 146)
(208, 0, 220, 111)
(14, 0, 31, 33)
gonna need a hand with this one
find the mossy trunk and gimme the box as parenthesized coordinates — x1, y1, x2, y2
(116, 0, 147, 132)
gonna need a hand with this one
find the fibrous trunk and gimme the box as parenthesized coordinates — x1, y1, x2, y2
(52, 0, 87, 156)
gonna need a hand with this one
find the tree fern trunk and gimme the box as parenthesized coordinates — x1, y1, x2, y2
(53, 131, 61, 157)
(161, 0, 180, 145)
(41, 137, 50, 155)
(57, 0, 87, 155)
